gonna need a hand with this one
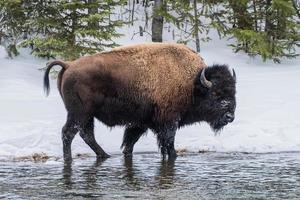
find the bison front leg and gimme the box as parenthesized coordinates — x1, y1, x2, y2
(79, 118, 110, 159)
(121, 125, 147, 157)
(157, 123, 178, 159)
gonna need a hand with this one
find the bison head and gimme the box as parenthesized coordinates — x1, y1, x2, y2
(193, 64, 236, 132)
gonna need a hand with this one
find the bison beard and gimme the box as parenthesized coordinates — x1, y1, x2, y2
(43, 43, 236, 162)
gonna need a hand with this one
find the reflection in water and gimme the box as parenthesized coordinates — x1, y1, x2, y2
(156, 159, 176, 188)
(123, 156, 135, 180)
(62, 163, 73, 189)
(122, 156, 177, 189)
(1, 152, 300, 199)
(82, 158, 107, 190)
(123, 156, 141, 189)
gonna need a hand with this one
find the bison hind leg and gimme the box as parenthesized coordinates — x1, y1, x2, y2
(121, 125, 147, 157)
(62, 114, 78, 163)
(79, 117, 110, 159)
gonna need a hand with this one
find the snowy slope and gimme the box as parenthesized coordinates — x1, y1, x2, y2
(0, 26, 300, 159)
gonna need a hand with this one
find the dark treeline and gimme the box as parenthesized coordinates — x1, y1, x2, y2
(0, 0, 299, 62)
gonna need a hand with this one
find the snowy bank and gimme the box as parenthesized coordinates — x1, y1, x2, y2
(1, 28, 300, 158)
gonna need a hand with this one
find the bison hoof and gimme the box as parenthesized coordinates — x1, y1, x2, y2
(169, 152, 177, 159)
(97, 153, 110, 159)
(122, 147, 133, 156)
(167, 150, 177, 160)
(63, 157, 73, 164)
(123, 152, 133, 158)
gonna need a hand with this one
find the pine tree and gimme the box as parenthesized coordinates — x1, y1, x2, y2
(217, 0, 300, 62)
(266, 0, 300, 61)
(20, 0, 126, 60)
(0, 0, 29, 57)
(1, 0, 299, 62)
(157, 0, 214, 52)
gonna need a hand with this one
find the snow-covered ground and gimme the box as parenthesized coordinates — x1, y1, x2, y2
(1, 23, 300, 159)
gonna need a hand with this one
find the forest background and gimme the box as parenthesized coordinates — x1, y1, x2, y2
(0, 0, 299, 63)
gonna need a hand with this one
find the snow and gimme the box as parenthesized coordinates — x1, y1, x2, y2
(1, 24, 300, 159)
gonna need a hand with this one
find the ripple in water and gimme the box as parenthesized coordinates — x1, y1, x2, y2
(0, 152, 300, 199)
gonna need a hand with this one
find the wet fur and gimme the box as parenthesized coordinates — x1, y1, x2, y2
(43, 43, 236, 160)
(189, 64, 236, 132)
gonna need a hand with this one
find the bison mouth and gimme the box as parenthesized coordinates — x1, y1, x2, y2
(209, 120, 228, 133)
(209, 113, 234, 133)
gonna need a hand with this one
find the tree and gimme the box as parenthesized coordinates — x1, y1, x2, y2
(0, 0, 126, 60)
(152, 0, 164, 42)
(193, 0, 200, 52)
(218, 0, 300, 62)
(292, 0, 300, 18)
(1, 0, 299, 62)
(0, 0, 29, 57)
(156, 0, 213, 52)
(23, 0, 126, 60)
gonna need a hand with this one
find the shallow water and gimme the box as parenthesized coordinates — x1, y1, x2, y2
(0, 152, 300, 199)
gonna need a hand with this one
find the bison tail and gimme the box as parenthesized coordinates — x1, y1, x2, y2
(44, 60, 69, 96)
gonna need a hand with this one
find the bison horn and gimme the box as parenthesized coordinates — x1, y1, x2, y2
(232, 69, 236, 82)
(200, 68, 212, 88)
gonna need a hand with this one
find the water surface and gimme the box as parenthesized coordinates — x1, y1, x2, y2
(0, 152, 299, 199)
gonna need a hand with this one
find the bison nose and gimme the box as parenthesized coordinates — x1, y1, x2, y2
(225, 113, 235, 123)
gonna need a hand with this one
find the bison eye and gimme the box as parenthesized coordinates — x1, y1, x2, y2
(220, 100, 230, 108)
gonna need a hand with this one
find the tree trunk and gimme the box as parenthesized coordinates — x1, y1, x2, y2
(292, 0, 300, 18)
(264, 0, 274, 53)
(265, 0, 272, 33)
(193, 0, 200, 52)
(88, 0, 99, 28)
(144, 0, 149, 29)
(229, 0, 252, 29)
(152, 0, 164, 42)
(131, 0, 135, 25)
(253, 0, 258, 31)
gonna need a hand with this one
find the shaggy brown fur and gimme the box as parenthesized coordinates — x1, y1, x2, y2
(44, 43, 236, 162)
(59, 43, 206, 122)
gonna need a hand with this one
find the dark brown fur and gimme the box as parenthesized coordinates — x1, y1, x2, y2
(44, 43, 236, 162)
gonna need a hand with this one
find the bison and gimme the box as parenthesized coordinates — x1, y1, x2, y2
(44, 43, 236, 162)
